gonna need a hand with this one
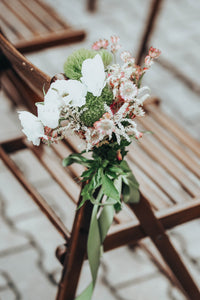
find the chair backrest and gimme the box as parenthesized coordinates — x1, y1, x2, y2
(0, 32, 50, 95)
(0, 0, 85, 53)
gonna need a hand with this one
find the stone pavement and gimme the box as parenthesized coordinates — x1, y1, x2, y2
(0, 0, 200, 299)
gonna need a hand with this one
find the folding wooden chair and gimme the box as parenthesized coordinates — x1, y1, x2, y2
(0, 0, 85, 54)
(1, 33, 200, 300)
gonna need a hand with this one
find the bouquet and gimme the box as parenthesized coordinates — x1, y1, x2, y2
(19, 36, 160, 299)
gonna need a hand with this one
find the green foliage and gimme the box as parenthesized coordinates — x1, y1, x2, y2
(62, 142, 140, 210)
(63, 48, 113, 80)
(80, 85, 113, 127)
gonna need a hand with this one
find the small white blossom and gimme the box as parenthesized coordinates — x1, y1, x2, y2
(81, 54, 106, 97)
(18, 111, 45, 146)
(119, 80, 137, 101)
(94, 113, 115, 138)
(120, 51, 132, 62)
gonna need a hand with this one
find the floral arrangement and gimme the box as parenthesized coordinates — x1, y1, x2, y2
(19, 36, 160, 300)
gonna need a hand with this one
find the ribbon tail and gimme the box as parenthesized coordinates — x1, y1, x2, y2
(75, 283, 93, 300)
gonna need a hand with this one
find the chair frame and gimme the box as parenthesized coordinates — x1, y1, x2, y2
(1, 32, 200, 300)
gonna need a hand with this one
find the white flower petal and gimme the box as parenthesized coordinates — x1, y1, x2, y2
(62, 80, 87, 107)
(37, 104, 60, 128)
(81, 54, 106, 97)
(45, 85, 65, 107)
(18, 111, 44, 146)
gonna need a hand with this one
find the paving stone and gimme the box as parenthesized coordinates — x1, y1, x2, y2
(0, 163, 38, 219)
(76, 260, 118, 300)
(0, 219, 28, 253)
(0, 272, 7, 286)
(0, 289, 18, 300)
(0, 248, 57, 300)
(116, 273, 186, 300)
(15, 213, 63, 275)
(170, 219, 200, 259)
(102, 245, 158, 286)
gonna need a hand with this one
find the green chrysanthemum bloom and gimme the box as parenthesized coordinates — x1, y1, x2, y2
(64, 48, 113, 80)
(80, 85, 113, 127)
(98, 49, 113, 68)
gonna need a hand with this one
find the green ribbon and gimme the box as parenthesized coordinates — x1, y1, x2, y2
(63, 153, 140, 300)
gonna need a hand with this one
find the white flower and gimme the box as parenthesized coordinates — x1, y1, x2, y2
(61, 80, 87, 107)
(18, 111, 45, 146)
(81, 54, 106, 97)
(44, 87, 65, 108)
(37, 103, 60, 129)
(119, 80, 137, 101)
(48, 80, 87, 107)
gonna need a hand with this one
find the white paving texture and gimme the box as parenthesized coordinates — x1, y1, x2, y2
(0, 0, 200, 299)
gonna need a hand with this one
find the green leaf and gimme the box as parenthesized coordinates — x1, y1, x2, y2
(108, 166, 125, 175)
(81, 168, 95, 179)
(105, 169, 118, 179)
(102, 174, 120, 201)
(63, 153, 92, 167)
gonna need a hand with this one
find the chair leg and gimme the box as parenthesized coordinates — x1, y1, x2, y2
(129, 196, 200, 300)
(136, 0, 163, 65)
(56, 198, 93, 300)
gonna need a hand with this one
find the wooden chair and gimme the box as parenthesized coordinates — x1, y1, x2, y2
(1, 33, 200, 300)
(0, 0, 85, 54)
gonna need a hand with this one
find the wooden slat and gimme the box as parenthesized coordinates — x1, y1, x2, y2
(0, 136, 25, 153)
(52, 142, 85, 179)
(0, 145, 70, 239)
(24, 141, 80, 204)
(0, 18, 20, 44)
(138, 135, 200, 197)
(0, 2, 33, 40)
(104, 197, 200, 252)
(138, 114, 200, 178)
(128, 146, 189, 204)
(19, 0, 68, 32)
(0, 33, 51, 97)
(2, 0, 49, 37)
(127, 158, 172, 210)
(35, 0, 70, 29)
(146, 104, 200, 158)
(2, 69, 41, 114)
(15, 29, 86, 54)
